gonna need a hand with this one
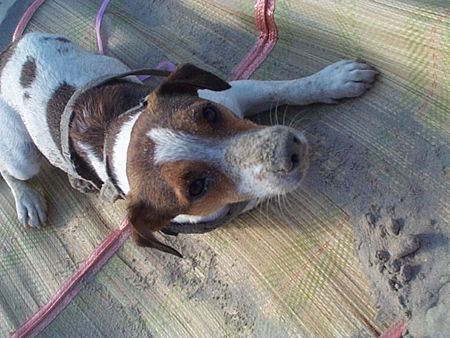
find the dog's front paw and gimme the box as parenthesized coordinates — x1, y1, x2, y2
(314, 60, 379, 103)
(14, 186, 47, 228)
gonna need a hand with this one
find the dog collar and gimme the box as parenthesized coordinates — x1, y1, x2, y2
(60, 68, 171, 202)
(60, 68, 248, 235)
(162, 201, 249, 235)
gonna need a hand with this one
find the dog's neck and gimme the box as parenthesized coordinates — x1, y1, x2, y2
(108, 109, 143, 194)
(69, 81, 149, 192)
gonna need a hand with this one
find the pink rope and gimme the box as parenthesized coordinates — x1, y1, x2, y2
(11, 0, 279, 336)
(12, 0, 46, 41)
(95, 0, 176, 81)
(228, 0, 278, 81)
(10, 218, 131, 338)
(379, 320, 406, 338)
(155, 60, 176, 73)
(95, 0, 111, 55)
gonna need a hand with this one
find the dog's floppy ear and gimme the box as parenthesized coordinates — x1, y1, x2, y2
(127, 199, 183, 258)
(156, 63, 230, 96)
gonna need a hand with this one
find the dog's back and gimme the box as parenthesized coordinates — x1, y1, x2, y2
(0, 32, 130, 170)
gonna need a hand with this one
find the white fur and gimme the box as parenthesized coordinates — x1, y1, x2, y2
(77, 142, 108, 183)
(199, 60, 378, 118)
(172, 205, 230, 224)
(0, 97, 41, 180)
(148, 126, 307, 199)
(0, 97, 45, 228)
(147, 128, 226, 164)
(1, 171, 47, 228)
(0, 32, 131, 171)
(112, 111, 142, 194)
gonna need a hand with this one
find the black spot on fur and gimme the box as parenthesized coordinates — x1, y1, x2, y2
(42, 36, 71, 43)
(23, 92, 31, 100)
(0, 40, 19, 94)
(20, 56, 37, 88)
(55, 37, 71, 43)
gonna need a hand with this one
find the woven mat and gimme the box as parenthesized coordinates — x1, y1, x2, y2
(1, 0, 448, 336)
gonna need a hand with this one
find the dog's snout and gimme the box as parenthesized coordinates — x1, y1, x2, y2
(270, 133, 305, 174)
(224, 126, 308, 178)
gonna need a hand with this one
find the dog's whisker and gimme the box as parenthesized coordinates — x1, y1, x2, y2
(256, 196, 270, 221)
(280, 193, 291, 223)
(284, 193, 295, 213)
(282, 104, 289, 126)
(269, 100, 275, 126)
(274, 98, 281, 126)
(288, 109, 307, 128)
(277, 193, 287, 222)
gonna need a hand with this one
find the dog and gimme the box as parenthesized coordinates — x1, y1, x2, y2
(0, 32, 378, 256)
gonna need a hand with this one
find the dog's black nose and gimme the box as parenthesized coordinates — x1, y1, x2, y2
(271, 133, 305, 174)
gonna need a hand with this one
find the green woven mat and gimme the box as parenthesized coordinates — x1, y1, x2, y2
(1, 0, 448, 337)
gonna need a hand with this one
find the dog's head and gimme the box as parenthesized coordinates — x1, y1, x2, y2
(126, 64, 309, 256)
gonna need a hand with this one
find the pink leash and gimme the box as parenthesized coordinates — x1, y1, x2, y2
(12, 0, 46, 41)
(8, 1, 406, 337)
(94, 0, 176, 80)
(229, 0, 278, 80)
(11, 219, 131, 338)
(94, 0, 110, 55)
(8, 0, 315, 337)
(379, 320, 406, 338)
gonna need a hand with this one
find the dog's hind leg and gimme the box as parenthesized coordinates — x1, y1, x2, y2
(0, 97, 47, 227)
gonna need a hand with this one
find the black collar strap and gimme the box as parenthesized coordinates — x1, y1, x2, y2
(60, 68, 171, 203)
(162, 201, 249, 235)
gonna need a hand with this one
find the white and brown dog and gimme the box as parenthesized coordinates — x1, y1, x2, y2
(0, 32, 377, 255)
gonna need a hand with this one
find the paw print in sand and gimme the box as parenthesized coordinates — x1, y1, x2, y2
(357, 209, 423, 319)
(363, 211, 421, 294)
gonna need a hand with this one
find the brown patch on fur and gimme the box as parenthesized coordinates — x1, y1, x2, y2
(20, 56, 37, 88)
(161, 161, 241, 216)
(47, 82, 102, 186)
(47, 82, 76, 150)
(168, 100, 259, 139)
(125, 64, 262, 250)
(157, 63, 231, 96)
(71, 82, 149, 158)
(127, 197, 183, 257)
(70, 81, 150, 185)
(0, 40, 19, 94)
(146, 63, 259, 139)
(126, 109, 185, 244)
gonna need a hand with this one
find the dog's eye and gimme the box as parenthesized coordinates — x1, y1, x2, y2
(188, 178, 207, 198)
(203, 106, 219, 123)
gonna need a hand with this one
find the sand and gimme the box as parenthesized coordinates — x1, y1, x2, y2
(355, 206, 449, 337)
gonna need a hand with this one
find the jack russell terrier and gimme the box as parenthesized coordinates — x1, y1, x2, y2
(0, 32, 377, 256)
